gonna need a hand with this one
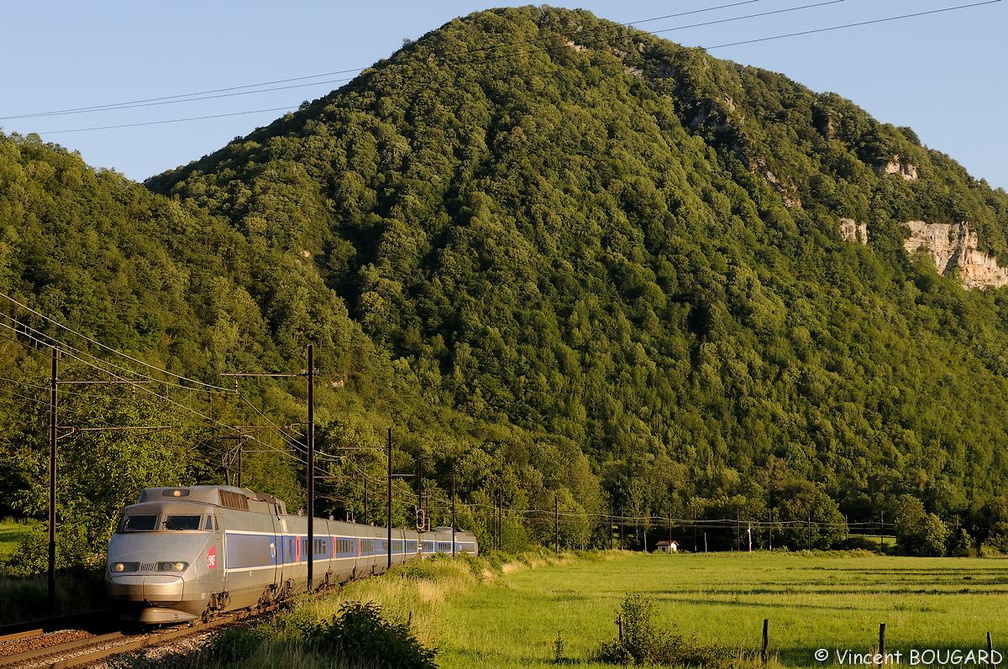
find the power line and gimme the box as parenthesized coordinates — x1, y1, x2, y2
(0, 68, 365, 121)
(707, 0, 1002, 49)
(652, 0, 846, 34)
(0, 316, 225, 429)
(17, 0, 998, 136)
(629, 0, 761, 25)
(34, 76, 352, 121)
(0, 291, 234, 392)
(38, 106, 300, 135)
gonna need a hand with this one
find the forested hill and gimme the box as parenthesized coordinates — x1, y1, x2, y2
(7, 5, 1008, 564)
(146, 5, 1008, 541)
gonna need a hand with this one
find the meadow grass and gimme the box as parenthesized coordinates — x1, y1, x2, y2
(0, 518, 37, 559)
(0, 519, 106, 625)
(436, 550, 1008, 668)
(125, 550, 1008, 668)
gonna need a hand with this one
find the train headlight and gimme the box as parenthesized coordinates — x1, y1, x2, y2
(156, 561, 188, 572)
(111, 562, 139, 573)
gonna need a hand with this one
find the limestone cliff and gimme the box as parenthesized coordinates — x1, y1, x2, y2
(903, 221, 1008, 289)
(839, 218, 868, 244)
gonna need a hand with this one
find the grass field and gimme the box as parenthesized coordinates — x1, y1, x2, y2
(0, 518, 36, 560)
(436, 551, 1008, 668)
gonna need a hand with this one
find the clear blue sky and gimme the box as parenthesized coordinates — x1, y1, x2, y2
(1, 1, 1004, 190)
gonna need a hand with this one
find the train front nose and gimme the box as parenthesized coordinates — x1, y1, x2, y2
(107, 570, 185, 602)
(106, 532, 207, 605)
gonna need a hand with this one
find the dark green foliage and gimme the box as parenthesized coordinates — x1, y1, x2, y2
(597, 593, 731, 667)
(553, 631, 565, 664)
(300, 601, 437, 669)
(5, 5, 1008, 564)
(205, 626, 263, 665)
(893, 494, 949, 557)
(140, 4, 1008, 551)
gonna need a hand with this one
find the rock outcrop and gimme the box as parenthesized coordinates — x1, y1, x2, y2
(839, 218, 868, 244)
(903, 221, 1008, 290)
(882, 155, 919, 181)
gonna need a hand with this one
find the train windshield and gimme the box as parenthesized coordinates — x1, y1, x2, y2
(121, 515, 158, 531)
(163, 515, 202, 531)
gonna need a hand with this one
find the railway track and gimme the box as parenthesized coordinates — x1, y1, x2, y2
(0, 606, 272, 669)
(0, 610, 116, 641)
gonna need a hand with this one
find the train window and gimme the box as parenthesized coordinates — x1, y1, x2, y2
(121, 515, 157, 531)
(204, 515, 214, 531)
(164, 515, 201, 531)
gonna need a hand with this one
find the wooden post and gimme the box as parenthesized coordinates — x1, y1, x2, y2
(988, 631, 994, 668)
(878, 623, 886, 667)
(554, 494, 559, 555)
(609, 506, 614, 551)
(761, 618, 769, 665)
(386, 428, 392, 569)
(451, 468, 456, 557)
(736, 509, 741, 552)
(306, 344, 314, 593)
(48, 347, 58, 614)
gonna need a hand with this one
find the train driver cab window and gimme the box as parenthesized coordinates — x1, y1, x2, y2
(164, 515, 201, 531)
(121, 515, 158, 531)
(204, 515, 215, 531)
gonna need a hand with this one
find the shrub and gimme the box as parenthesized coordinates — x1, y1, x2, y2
(206, 626, 263, 664)
(302, 600, 436, 669)
(837, 536, 883, 552)
(596, 593, 731, 668)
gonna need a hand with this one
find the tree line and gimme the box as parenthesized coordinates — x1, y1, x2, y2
(5, 6, 1008, 570)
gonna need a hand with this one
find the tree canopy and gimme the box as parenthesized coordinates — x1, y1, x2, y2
(5, 7, 1008, 562)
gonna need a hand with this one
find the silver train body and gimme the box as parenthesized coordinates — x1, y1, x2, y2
(106, 485, 478, 623)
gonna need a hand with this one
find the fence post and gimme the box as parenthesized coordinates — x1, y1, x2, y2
(761, 618, 769, 665)
(988, 632, 994, 668)
(878, 623, 886, 667)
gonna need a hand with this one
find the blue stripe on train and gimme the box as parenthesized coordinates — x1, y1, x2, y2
(224, 533, 418, 569)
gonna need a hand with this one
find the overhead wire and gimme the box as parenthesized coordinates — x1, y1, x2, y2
(17, 0, 998, 135)
(38, 106, 304, 135)
(5, 1, 762, 124)
(0, 297, 356, 488)
(0, 314, 232, 432)
(0, 68, 364, 121)
(629, 0, 761, 24)
(706, 0, 1001, 48)
(0, 291, 235, 392)
(652, 0, 847, 34)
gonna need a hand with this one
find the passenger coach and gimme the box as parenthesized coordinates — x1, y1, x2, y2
(106, 485, 477, 623)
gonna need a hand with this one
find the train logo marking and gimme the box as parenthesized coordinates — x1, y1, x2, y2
(207, 545, 217, 569)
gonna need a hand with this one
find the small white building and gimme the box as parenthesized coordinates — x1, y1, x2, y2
(656, 540, 679, 553)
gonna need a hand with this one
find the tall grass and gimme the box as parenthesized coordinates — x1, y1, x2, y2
(102, 550, 1008, 668)
(0, 518, 38, 560)
(0, 568, 106, 624)
(437, 550, 1008, 668)
(0, 519, 106, 624)
(142, 549, 580, 669)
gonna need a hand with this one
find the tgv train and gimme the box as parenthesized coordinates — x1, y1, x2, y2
(106, 485, 478, 623)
